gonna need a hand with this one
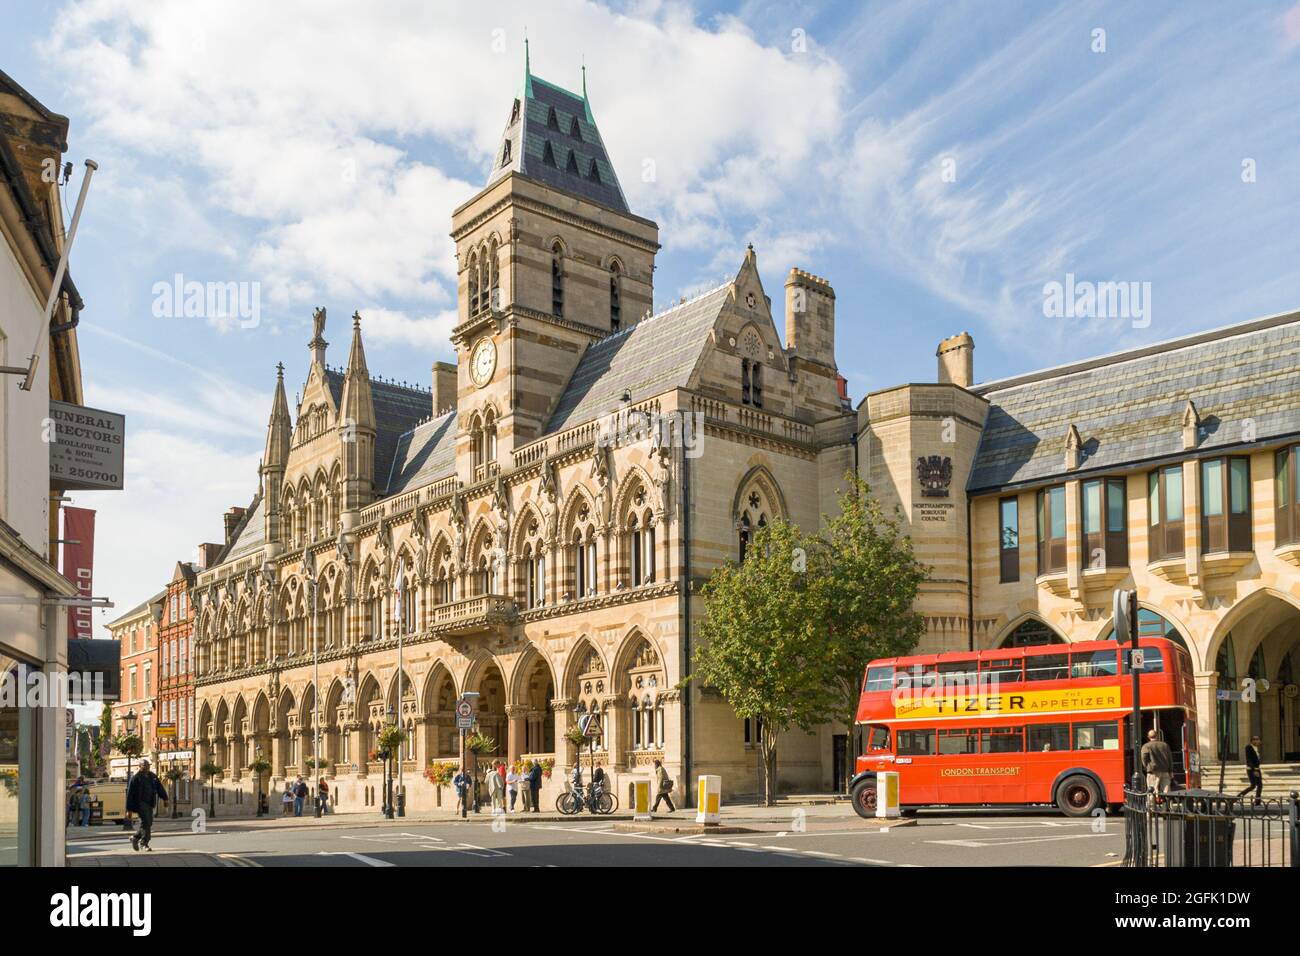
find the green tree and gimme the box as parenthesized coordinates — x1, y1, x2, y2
(807, 475, 928, 790)
(691, 519, 832, 805)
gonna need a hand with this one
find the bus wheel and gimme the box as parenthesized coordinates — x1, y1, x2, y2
(850, 779, 878, 819)
(1056, 776, 1101, 817)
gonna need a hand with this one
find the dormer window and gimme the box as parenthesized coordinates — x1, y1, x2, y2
(500, 139, 512, 167)
(509, 99, 520, 124)
(547, 106, 560, 130)
(569, 116, 582, 140)
(587, 159, 601, 183)
(542, 141, 556, 166)
(566, 150, 580, 174)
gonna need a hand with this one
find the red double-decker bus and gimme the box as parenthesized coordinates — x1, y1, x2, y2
(850, 636, 1200, 818)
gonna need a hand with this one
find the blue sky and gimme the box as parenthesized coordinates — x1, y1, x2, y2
(2, 0, 1296, 637)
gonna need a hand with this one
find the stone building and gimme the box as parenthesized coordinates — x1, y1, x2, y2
(858, 311, 1300, 771)
(192, 64, 857, 811)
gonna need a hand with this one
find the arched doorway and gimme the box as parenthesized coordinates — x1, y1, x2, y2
(1102, 607, 1191, 656)
(1209, 592, 1300, 762)
(513, 654, 555, 759)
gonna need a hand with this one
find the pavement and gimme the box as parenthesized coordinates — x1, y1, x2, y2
(66, 799, 1129, 868)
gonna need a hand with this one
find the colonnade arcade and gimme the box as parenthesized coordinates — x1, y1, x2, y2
(194, 628, 671, 781)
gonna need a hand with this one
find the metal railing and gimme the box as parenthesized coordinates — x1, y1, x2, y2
(1124, 786, 1299, 867)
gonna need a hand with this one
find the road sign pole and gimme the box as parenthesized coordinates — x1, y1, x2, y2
(1128, 590, 1143, 794)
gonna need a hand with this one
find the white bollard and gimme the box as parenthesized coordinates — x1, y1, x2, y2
(696, 774, 721, 825)
(875, 771, 900, 819)
(632, 777, 652, 821)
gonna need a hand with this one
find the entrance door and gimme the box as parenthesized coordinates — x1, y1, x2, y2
(832, 734, 847, 792)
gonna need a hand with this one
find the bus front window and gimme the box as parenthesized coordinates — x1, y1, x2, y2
(866, 725, 891, 752)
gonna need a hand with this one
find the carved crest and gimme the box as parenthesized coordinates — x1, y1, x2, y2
(916, 455, 953, 498)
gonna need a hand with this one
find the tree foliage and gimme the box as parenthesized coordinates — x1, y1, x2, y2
(690, 475, 928, 803)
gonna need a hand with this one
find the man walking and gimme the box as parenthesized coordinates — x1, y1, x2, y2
(527, 759, 542, 812)
(652, 758, 675, 813)
(1140, 729, 1174, 794)
(126, 759, 169, 851)
(1238, 735, 1264, 805)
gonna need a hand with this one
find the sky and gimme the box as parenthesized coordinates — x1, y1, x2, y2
(0, 0, 1296, 640)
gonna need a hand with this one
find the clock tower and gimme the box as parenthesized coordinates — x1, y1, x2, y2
(449, 49, 660, 485)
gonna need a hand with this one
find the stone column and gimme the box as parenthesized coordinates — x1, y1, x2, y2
(604, 696, 626, 771)
(553, 697, 576, 768)
(1193, 671, 1218, 763)
(505, 704, 527, 762)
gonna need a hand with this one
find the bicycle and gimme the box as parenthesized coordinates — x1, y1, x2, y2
(556, 783, 616, 815)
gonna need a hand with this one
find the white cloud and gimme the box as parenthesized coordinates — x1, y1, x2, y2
(356, 307, 458, 354)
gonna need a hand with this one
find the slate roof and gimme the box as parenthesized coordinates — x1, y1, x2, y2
(545, 283, 730, 434)
(386, 410, 458, 496)
(487, 71, 629, 214)
(222, 495, 264, 561)
(968, 311, 1300, 493)
(323, 369, 432, 495)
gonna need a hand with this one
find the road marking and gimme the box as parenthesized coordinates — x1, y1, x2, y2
(218, 853, 261, 867)
(317, 851, 395, 866)
(926, 833, 1111, 848)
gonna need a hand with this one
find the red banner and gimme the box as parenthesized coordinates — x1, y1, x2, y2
(61, 506, 95, 641)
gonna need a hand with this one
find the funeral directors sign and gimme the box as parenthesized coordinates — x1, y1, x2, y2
(48, 401, 125, 491)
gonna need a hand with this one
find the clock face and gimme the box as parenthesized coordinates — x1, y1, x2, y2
(470, 337, 497, 388)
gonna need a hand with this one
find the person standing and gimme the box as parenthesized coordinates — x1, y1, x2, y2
(317, 778, 330, 815)
(78, 785, 93, 827)
(1140, 729, 1174, 794)
(126, 759, 169, 851)
(527, 759, 542, 813)
(293, 776, 309, 816)
(506, 765, 520, 811)
(454, 766, 471, 815)
(652, 759, 675, 813)
(487, 762, 505, 812)
(281, 782, 294, 815)
(1238, 735, 1264, 805)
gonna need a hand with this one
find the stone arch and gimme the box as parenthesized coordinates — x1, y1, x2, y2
(1205, 587, 1300, 677)
(510, 643, 557, 756)
(1098, 602, 1196, 666)
(730, 463, 788, 523)
(562, 636, 607, 698)
(990, 613, 1067, 649)
(612, 465, 655, 527)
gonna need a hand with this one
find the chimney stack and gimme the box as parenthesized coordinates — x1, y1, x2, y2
(937, 332, 974, 388)
(784, 268, 836, 368)
(432, 361, 457, 416)
(223, 506, 247, 546)
(196, 543, 224, 568)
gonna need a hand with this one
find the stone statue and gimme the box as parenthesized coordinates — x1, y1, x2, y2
(312, 306, 327, 341)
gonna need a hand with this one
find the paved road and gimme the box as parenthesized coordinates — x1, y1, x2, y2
(67, 808, 1125, 867)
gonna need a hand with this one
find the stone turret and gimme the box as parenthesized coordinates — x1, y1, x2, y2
(937, 332, 974, 388)
(260, 363, 292, 552)
(339, 312, 377, 514)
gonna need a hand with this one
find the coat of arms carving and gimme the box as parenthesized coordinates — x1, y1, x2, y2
(916, 455, 953, 497)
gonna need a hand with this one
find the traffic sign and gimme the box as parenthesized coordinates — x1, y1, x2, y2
(456, 699, 474, 720)
(579, 714, 602, 738)
(1129, 649, 1145, 670)
(456, 717, 475, 730)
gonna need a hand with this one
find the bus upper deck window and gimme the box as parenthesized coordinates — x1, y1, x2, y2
(1071, 649, 1118, 679)
(981, 658, 1023, 684)
(1122, 647, 1165, 674)
(1025, 653, 1069, 681)
(863, 666, 895, 692)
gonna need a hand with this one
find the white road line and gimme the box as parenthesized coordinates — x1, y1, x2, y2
(927, 833, 1110, 848)
(317, 851, 394, 866)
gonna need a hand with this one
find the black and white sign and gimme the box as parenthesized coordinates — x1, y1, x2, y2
(48, 400, 125, 491)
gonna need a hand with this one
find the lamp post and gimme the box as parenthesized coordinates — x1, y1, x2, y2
(255, 745, 266, 817)
(122, 708, 138, 832)
(384, 705, 396, 820)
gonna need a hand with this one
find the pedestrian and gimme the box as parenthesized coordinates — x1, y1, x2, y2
(506, 765, 520, 811)
(317, 778, 330, 815)
(1140, 728, 1173, 795)
(281, 782, 294, 815)
(528, 759, 542, 813)
(293, 776, 309, 816)
(125, 759, 169, 852)
(652, 759, 675, 813)
(593, 764, 606, 794)
(78, 785, 93, 827)
(1238, 735, 1264, 806)
(487, 761, 505, 812)
(453, 765, 471, 814)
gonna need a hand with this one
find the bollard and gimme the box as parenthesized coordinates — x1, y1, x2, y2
(875, 771, 900, 819)
(633, 778, 652, 821)
(696, 775, 721, 825)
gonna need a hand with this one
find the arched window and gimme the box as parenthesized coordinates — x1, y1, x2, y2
(609, 262, 621, 332)
(741, 358, 764, 407)
(551, 242, 564, 317)
(483, 408, 497, 463)
(566, 499, 598, 600)
(737, 488, 769, 563)
(487, 239, 500, 312)
(1000, 619, 1066, 648)
(500, 139, 511, 167)
(574, 648, 606, 752)
(1102, 608, 1191, 655)
(468, 251, 480, 316)
(623, 485, 655, 587)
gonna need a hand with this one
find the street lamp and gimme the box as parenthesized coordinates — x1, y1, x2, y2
(121, 708, 138, 832)
(383, 705, 396, 820)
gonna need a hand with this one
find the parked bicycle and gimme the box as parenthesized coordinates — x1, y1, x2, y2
(556, 782, 617, 815)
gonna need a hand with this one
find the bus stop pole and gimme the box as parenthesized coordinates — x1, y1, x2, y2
(1128, 590, 1143, 793)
